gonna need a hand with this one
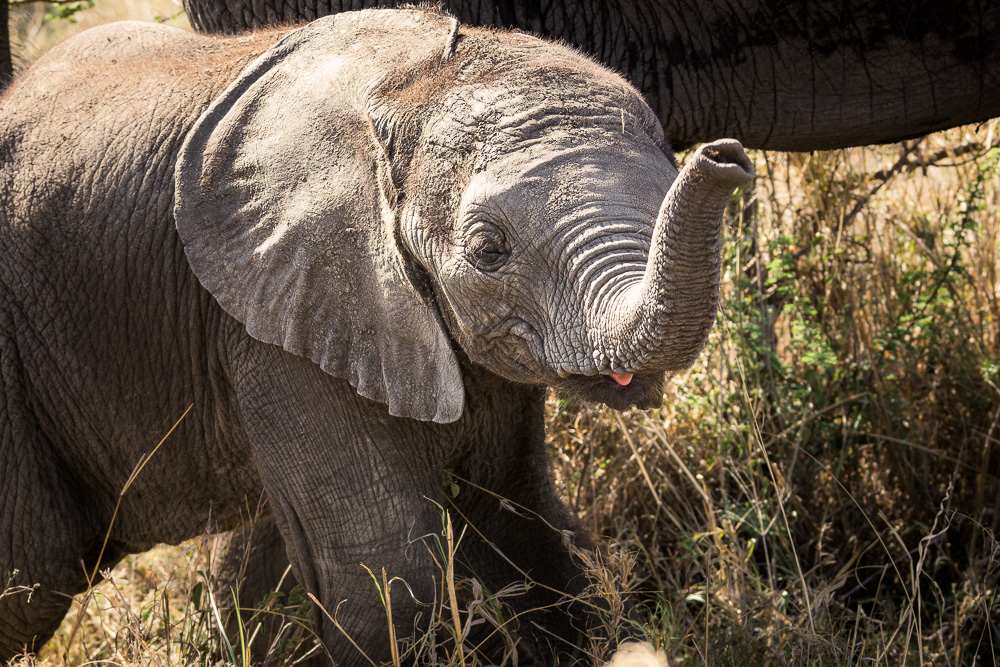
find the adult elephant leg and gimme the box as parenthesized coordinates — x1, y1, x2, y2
(450, 395, 637, 665)
(229, 339, 447, 666)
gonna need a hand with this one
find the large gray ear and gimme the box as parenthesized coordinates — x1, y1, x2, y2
(174, 11, 464, 423)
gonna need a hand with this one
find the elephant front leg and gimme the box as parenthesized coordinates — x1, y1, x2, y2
(231, 343, 447, 666)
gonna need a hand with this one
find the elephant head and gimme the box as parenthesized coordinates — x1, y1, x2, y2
(174, 9, 752, 423)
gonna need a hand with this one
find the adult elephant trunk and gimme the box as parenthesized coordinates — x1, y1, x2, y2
(592, 139, 753, 373)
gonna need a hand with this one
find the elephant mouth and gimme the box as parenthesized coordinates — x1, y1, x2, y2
(554, 371, 665, 410)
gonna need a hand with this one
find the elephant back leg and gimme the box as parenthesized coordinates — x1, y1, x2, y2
(450, 406, 643, 665)
(214, 511, 325, 666)
(0, 320, 92, 660)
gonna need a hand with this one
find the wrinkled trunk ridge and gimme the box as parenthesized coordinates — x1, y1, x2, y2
(593, 139, 753, 373)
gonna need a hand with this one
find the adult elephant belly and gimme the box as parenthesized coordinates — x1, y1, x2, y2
(179, 0, 1000, 151)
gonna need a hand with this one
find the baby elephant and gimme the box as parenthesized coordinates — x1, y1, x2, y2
(0, 8, 751, 664)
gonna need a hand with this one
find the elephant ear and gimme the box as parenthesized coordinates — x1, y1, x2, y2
(174, 11, 464, 423)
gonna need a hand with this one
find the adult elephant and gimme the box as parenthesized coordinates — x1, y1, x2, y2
(0, 8, 749, 664)
(179, 0, 1000, 151)
(0, 2, 9, 84)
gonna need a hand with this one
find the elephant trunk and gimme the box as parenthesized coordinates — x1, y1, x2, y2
(591, 139, 753, 373)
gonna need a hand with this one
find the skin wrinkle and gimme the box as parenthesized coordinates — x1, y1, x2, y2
(563, 225, 651, 285)
(571, 248, 647, 299)
(584, 265, 645, 324)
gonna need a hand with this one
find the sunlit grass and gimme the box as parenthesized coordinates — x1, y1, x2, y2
(548, 130, 1000, 665)
(9, 0, 187, 72)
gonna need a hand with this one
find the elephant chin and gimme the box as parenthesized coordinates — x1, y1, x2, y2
(554, 372, 665, 411)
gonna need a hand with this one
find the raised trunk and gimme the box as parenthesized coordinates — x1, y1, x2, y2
(592, 139, 753, 373)
(180, 0, 1000, 152)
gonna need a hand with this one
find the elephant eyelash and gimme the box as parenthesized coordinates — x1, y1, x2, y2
(466, 229, 509, 270)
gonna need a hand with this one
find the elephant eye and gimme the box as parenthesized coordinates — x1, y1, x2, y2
(467, 233, 508, 271)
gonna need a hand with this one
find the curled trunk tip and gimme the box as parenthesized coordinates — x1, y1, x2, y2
(689, 138, 754, 188)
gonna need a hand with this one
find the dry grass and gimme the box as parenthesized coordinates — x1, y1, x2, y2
(549, 127, 1000, 665)
(6, 2, 1000, 665)
(9, 0, 188, 72)
(6, 541, 215, 666)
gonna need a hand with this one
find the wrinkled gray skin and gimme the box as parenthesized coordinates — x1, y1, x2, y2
(0, 9, 751, 664)
(181, 0, 1000, 151)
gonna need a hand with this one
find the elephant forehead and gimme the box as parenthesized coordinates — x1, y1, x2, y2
(464, 137, 675, 226)
(421, 68, 663, 156)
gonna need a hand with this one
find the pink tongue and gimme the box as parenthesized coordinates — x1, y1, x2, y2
(609, 373, 634, 386)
